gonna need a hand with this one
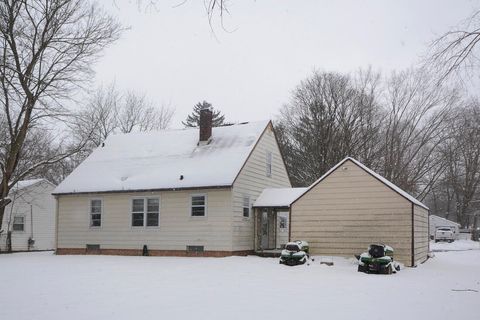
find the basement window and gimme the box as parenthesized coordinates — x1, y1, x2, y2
(86, 244, 100, 252)
(12, 216, 25, 232)
(90, 199, 102, 228)
(191, 194, 207, 217)
(186, 245, 204, 253)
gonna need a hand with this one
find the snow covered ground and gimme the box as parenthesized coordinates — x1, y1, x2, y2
(1, 248, 479, 320)
(430, 239, 480, 251)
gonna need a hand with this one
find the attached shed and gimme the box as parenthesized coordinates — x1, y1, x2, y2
(290, 157, 429, 267)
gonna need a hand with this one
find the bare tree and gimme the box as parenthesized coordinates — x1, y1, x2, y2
(72, 83, 175, 159)
(276, 69, 383, 186)
(379, 69, 459, 195)
(437, 100, 480, 227)
(429, 9, 480, 81)
(0, 0, 123, 230)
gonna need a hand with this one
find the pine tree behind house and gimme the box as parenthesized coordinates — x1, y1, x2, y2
(182, 101, 226, 127)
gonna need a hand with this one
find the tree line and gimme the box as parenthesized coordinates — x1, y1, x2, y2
(1, 0, 480, 233)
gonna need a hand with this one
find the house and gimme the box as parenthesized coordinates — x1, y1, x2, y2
(0, 179, 56, 252)
(253, 157, 429, 267)
(429, 215, 460, 239)
(53, 109, 291, 256)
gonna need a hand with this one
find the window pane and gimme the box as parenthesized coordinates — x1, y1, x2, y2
(132, 199, 144, 212)
(91, 200, 102, 215)
(147, 198, 159, 212)
(191, 196, 205, 206)
(132, 212, 144, 226)
(13, 216, 24, 224)
(91, 213, 101, 227)
(191, 206, 205, 216)
(147, 212, 159, 226)
(243, 207, 249, 218)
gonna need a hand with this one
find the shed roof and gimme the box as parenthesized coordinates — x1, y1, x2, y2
(292, 157, 429, 210)
(53, 121, 270, 195)
(253, 188, 308, 208)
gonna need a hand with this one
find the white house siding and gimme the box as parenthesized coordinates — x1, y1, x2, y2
(56, 188, 234, 252)
(0, 181, 56, 251)
(231, 123, 291, 251)
(413, 205, 429, 265)
(290, 160, 415, 266)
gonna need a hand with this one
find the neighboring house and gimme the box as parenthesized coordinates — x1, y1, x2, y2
(429, 215, 460, 239)
(0, 179, 56, 252)
(253, 157, 429, 267)
(53, 109, 291, 256)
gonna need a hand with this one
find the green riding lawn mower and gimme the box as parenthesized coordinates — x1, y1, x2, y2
(357, 244, 401, 275)
(279, 241, 310, 266)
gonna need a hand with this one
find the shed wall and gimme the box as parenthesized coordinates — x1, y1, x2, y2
(413, 205, 429, 265)
(291, 159, 415, 266)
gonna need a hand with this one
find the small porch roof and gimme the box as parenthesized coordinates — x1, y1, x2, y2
(253, 188, 308, 208)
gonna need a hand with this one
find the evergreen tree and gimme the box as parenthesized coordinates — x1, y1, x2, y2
(182, 101, 226, 127)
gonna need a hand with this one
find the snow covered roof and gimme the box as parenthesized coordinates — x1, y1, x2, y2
(253, 188, 308, 208)
(53, 121, 270, 195)
(293, 157, 429, 210)
(12, 179, 45, 191)
(429, 215, 460, 226)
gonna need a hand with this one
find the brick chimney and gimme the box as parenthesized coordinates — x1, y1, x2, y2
(199, 108, 213, 143)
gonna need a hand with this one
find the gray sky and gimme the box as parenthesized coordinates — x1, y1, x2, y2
(94, 0, 478, 127)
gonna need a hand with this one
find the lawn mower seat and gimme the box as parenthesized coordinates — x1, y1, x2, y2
(368, 245, 385, 258)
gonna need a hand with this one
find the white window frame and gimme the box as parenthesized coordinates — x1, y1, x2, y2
(89, 198, 103, 228)
(131, 197, 160, 228)
(242, 195, 250, 218)
(266, 151, 272, 177)
(12, 215, 25, 232)
(190, 194, 207, 217)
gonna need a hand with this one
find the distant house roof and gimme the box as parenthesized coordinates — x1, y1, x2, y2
(12, 179, 46, 192)
(253, 188, 308, 208)
(292, 157, 429, 210)
(429, 215, 460, 227)
(53, 121, 271, 195)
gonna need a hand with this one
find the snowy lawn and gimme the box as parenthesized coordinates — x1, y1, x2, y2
(1, 249, 479, 320)
(430, 239, 480, 251)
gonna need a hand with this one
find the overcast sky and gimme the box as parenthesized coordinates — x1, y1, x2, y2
(94, 0, 478, 128)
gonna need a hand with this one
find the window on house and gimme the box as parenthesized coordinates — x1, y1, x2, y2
(191, 195, 206, 217)
(266, 151, 272, 177)
(243, 196, 250, 218)
(90, 199, 102, 227)
(146, 198, 159, 227)
(132, 198, 160, 227)
(132, 199, 145, 227)
(12, 216, 24, 232)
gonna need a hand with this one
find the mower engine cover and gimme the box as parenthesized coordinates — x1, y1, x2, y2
(279, 241, 309, 266)
(358, 244, 398, 274)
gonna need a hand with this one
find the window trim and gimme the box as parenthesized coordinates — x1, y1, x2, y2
(190, 193, 207, 218)
(266, 151, 272, 177)
(242, 195, 250, 219)
(12, 215, 25, 232)
(89, 198, 103, 229)
(130, 197, 160, 228)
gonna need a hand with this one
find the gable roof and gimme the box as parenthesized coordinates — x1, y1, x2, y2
(292, 157, 429, 210)
(53, 121, 271, 195)
(11, 179, 55, 192)
(253, 188, 308, 208)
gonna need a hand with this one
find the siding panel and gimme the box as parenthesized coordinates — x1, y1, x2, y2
(291, 159, 415, 266)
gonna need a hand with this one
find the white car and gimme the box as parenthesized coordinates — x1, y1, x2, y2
(435, 227, 455, 243)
